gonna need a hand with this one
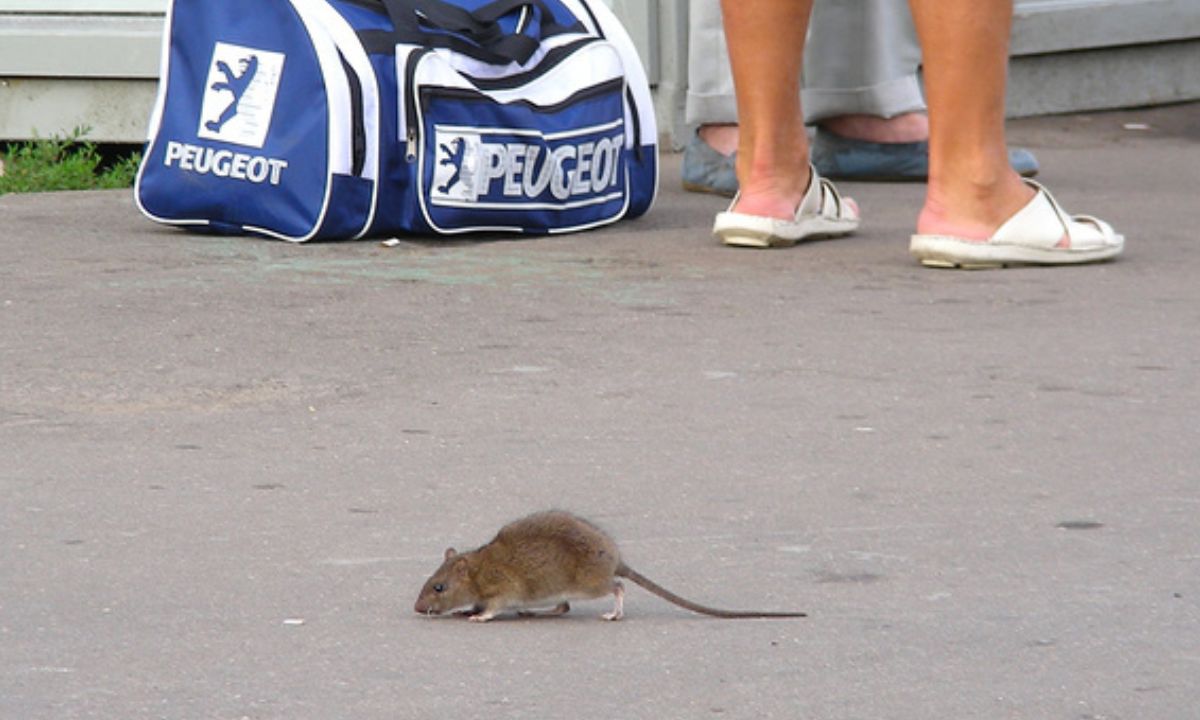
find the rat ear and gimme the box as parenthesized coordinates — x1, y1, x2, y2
(444, 547, 458, 561)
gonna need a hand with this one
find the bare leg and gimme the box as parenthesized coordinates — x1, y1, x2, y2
(602, 581, 625, 621)
(719, 0, 815, 220)
(908, 0, 1036, 240)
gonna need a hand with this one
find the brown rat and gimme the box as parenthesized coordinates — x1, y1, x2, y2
(413, 510, 807, 621)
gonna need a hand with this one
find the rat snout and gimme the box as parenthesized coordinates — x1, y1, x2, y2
(414, 596, 441, 615)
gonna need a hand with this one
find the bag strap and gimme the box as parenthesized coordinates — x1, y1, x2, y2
(369, 0, 567, 65)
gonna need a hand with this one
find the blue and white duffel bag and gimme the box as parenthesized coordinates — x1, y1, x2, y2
(135, 0, 658, 241)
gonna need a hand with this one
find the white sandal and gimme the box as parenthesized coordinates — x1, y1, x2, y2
(712, 166, 860, 248)
(909, 180, 1125, 269)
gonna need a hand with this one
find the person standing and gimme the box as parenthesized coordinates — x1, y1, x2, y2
(710, 0, 1124, 269)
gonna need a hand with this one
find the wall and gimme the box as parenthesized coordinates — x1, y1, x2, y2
(1, 0, 1197, 143)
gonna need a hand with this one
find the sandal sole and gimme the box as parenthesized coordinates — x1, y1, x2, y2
(715, 215, 858, 249)
(910, 235, 1125, 269)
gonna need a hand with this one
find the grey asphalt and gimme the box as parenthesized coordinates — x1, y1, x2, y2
(3, 103, 1198, 720)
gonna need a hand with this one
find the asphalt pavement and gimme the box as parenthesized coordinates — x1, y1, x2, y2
(2, 103, 1199, 719)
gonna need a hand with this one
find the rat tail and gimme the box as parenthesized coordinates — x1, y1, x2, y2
(616, 563, 806, 619)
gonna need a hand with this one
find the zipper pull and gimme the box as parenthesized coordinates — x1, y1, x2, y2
(406, 128, 418, 163)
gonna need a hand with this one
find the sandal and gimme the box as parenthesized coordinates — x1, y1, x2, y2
(909, 180, 1125, 269)
(712, 166, 860, 248)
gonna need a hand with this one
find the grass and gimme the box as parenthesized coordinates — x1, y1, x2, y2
(0, 126, 141, 195)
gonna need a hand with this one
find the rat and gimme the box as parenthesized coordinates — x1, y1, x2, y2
(413, 510, 807, 622)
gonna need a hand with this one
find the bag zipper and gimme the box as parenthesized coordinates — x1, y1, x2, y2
(337, 49, 368, 176)
(404, 47, 432, 163)
(423, 77, 624, 115)
(625, 86, 641, 161)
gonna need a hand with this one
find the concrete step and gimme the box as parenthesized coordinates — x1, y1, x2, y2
(1006, 0, 1200, 117)
(1008, 38, 1200, 117)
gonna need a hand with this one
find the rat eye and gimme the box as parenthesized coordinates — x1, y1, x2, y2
(433, 583, 445, 593)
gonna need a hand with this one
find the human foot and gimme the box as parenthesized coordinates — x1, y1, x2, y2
(697, 123, 739, 156)
(681, 128, 740, 197)
(916, 172, 1036, 241)
(713, 166, 860, 248)
(814, 112, 1039, 182)
(911, 179, 1124, 268)
(820, 112, 929, 144)
(684, 116, 1038, 192)
(730, 162, 816, 220)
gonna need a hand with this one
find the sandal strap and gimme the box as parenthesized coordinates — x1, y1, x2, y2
(819, 177, 844, 220)
(723, 165, 857, 224)
(1018, 179, 1115, 249)
(808, 166, 854, 222)
(1025, 179, 1076, 246)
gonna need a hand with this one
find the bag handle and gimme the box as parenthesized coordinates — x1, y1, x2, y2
(378, 0, 552, 64)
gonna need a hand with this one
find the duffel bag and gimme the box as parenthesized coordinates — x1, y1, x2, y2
(134, 0, 658, 242)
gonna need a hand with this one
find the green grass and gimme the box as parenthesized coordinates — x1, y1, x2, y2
(0, 126, 141, 195)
